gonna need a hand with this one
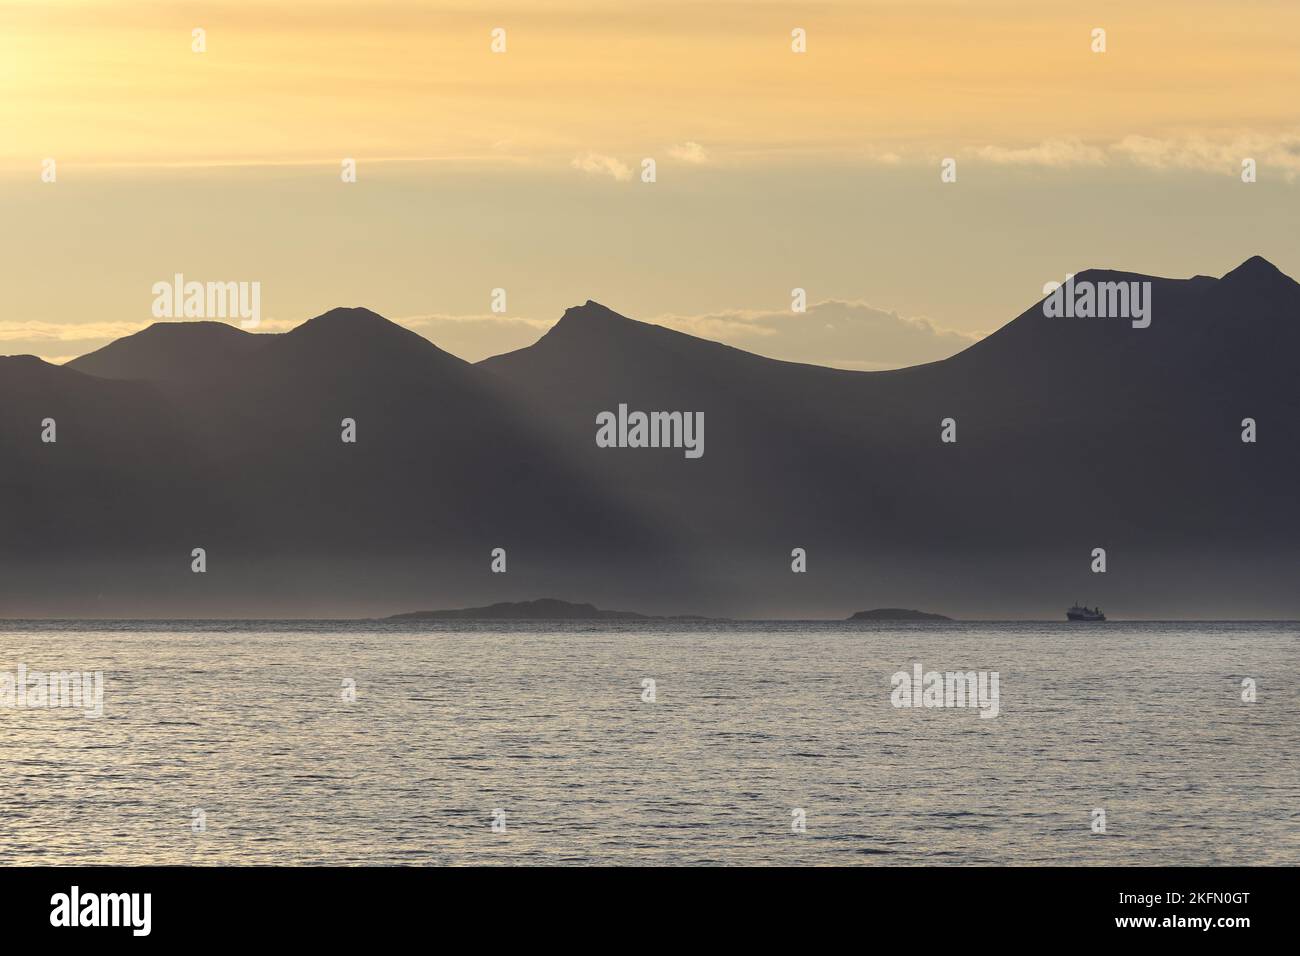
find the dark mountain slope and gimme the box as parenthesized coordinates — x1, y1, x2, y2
(0, 355, 219, 559)
(4, 309, 680, 616)
(63, 307, 664, 555)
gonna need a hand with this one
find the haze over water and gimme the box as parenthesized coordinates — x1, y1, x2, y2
(1, 621, 1294, 866)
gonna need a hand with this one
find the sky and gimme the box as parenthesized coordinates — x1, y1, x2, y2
(2, 0, 1299, 366)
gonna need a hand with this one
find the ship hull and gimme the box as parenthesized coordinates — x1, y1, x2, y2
(1066, 612, 1106, 621)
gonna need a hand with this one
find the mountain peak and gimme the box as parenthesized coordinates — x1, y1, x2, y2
(1, 353, 55, 368)
(294, 306, 392, 329)
(1221, 255, 1290, 286)
(532, 300, 645, 348)
(289, 306, 423, 346)
(68, 320, 261, 382)
(558, 300, 627, 324)
(140, 319, 250, 337)
(285, 306, 468, 371)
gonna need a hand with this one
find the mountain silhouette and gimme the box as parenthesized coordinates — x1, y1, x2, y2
(481, 258, 1300, 617)
(5, 308, 672, 616)
(3, 258, 1298, 618)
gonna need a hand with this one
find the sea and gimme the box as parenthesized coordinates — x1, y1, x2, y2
(0, 620, 1295, 866)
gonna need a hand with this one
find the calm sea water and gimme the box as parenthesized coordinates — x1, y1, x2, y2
(0, 621, 1295, 866)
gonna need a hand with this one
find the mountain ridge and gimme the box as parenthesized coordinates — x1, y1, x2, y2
(4, 255, 1299, 619)
(50, 255, 1297, 380)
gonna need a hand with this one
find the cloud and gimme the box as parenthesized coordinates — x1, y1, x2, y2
(650, 300, 985, 371)
(0, 319, 153, 343)
(969, 138, 1108, 167)
(667, 141, 709, 164)
(570, 152, 632, 181)
(0, 318, 249, 364)
(864, 148, 903, 165)
(1109, 132, 1300, 180)
(965, 132, 1300, 181)
(0, 319, 155, 363)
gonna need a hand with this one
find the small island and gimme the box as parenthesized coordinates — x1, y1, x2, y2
(387, 598, 650, 621)
(847, 608, 952, 621)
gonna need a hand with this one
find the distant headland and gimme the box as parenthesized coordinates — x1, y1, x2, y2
(389, 598, 660, 621)
(847, 608, 952, 622)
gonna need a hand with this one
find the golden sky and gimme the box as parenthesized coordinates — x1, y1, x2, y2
(5, 0, 1300, 168)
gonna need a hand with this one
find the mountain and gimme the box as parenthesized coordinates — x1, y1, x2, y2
(848, 608, 952, 621)
(479, 258, 1300, 617)
(3, 308, 673, 617)
(387, 598, 648, 620)
(4, 258, 1299, 618)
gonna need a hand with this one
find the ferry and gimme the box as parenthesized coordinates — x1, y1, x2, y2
(1067, 604, 1106, 622)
